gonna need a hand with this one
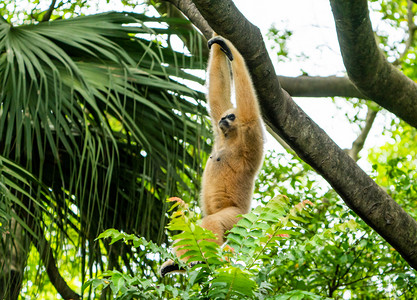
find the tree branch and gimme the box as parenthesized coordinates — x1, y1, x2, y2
(265, 124, 293, 152)
(329, 0, 417, 129)
(35, 232, 81, 300)
(278, 75, 367, 99)
(393, 0, 417, 66)
(346, 107, 378, 161)
(24, 210, 80, 300)
(187, 0, 417, 269)
(42, 0, 57, 22)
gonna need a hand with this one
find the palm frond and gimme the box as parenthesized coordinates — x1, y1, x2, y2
(0, 11, 209, 298)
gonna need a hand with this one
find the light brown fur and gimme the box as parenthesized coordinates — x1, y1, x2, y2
(199, 36, 264, 245)
(160, 36, 264, 276)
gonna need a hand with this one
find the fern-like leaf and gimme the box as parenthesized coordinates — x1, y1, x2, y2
(227, 195, 312, 268)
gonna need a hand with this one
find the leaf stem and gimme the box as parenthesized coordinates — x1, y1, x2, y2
(246, 221, 284, 270)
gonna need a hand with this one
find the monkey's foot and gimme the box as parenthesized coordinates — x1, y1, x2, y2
(208, 36, 234, 61)
(160, 260, 205, 277)
(160, 259, 184, 277)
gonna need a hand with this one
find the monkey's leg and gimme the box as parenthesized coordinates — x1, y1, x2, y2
(200, 206, 246, 245)
(160, 245, 188, 277)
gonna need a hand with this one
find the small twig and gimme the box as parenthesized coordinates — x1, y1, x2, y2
(266, 124, 294, 153)
(393, 0, 417, 65)
(0, 15, 8, 24)
(346, 107, 378, 161)
(246, 225, 279, 270)
(41, 0, 58, 22)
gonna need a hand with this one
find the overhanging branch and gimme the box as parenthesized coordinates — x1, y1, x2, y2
(329, 0, 417, 128)
(151, 0, 210, 58)
(393, 0, 417, 66)
(187, 0, 417, 269)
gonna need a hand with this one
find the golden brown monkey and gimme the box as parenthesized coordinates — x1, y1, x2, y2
(160, 36, 264, 277)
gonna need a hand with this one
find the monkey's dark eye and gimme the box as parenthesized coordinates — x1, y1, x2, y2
(227, 114, 236, 121)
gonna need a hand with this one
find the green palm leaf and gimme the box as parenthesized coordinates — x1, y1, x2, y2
(0, 11, 209, 298)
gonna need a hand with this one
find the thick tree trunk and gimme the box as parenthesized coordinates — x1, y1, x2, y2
(178, 0, 417, 269)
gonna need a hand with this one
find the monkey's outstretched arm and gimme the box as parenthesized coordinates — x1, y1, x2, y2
(207, 37, 233, 126)
(208, 36, 261, 124)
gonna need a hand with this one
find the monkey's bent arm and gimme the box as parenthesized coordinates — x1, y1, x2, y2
(207, 43, 233, 125)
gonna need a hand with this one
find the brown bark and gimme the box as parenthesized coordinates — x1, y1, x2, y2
(41, 0, 57, 22)
(182, 0, 417, 269)
(278, 75, 367, 99)
(329, 0, 417, 129)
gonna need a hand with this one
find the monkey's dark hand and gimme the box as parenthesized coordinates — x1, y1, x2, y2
(208, 36, 234, 61)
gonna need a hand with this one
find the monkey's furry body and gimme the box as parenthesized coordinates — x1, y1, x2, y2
(160, 36, 264, 276)
(200, 36, 264, 245)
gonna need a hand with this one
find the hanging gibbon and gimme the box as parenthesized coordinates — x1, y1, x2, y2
(160, 35, 264, 277)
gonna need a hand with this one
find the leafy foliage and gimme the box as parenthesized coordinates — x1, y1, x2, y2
(256, 151, 417, 299)
(86, 148, 417, 299)
(0, 10, 208, 298)
(369, 121, 417, 218)
(87, 195, 340, 299)
(266, 24, 293, 62)
(2, 1, 417, 298)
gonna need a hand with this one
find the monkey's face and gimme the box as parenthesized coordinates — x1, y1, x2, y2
(219, 110, 237, 137)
